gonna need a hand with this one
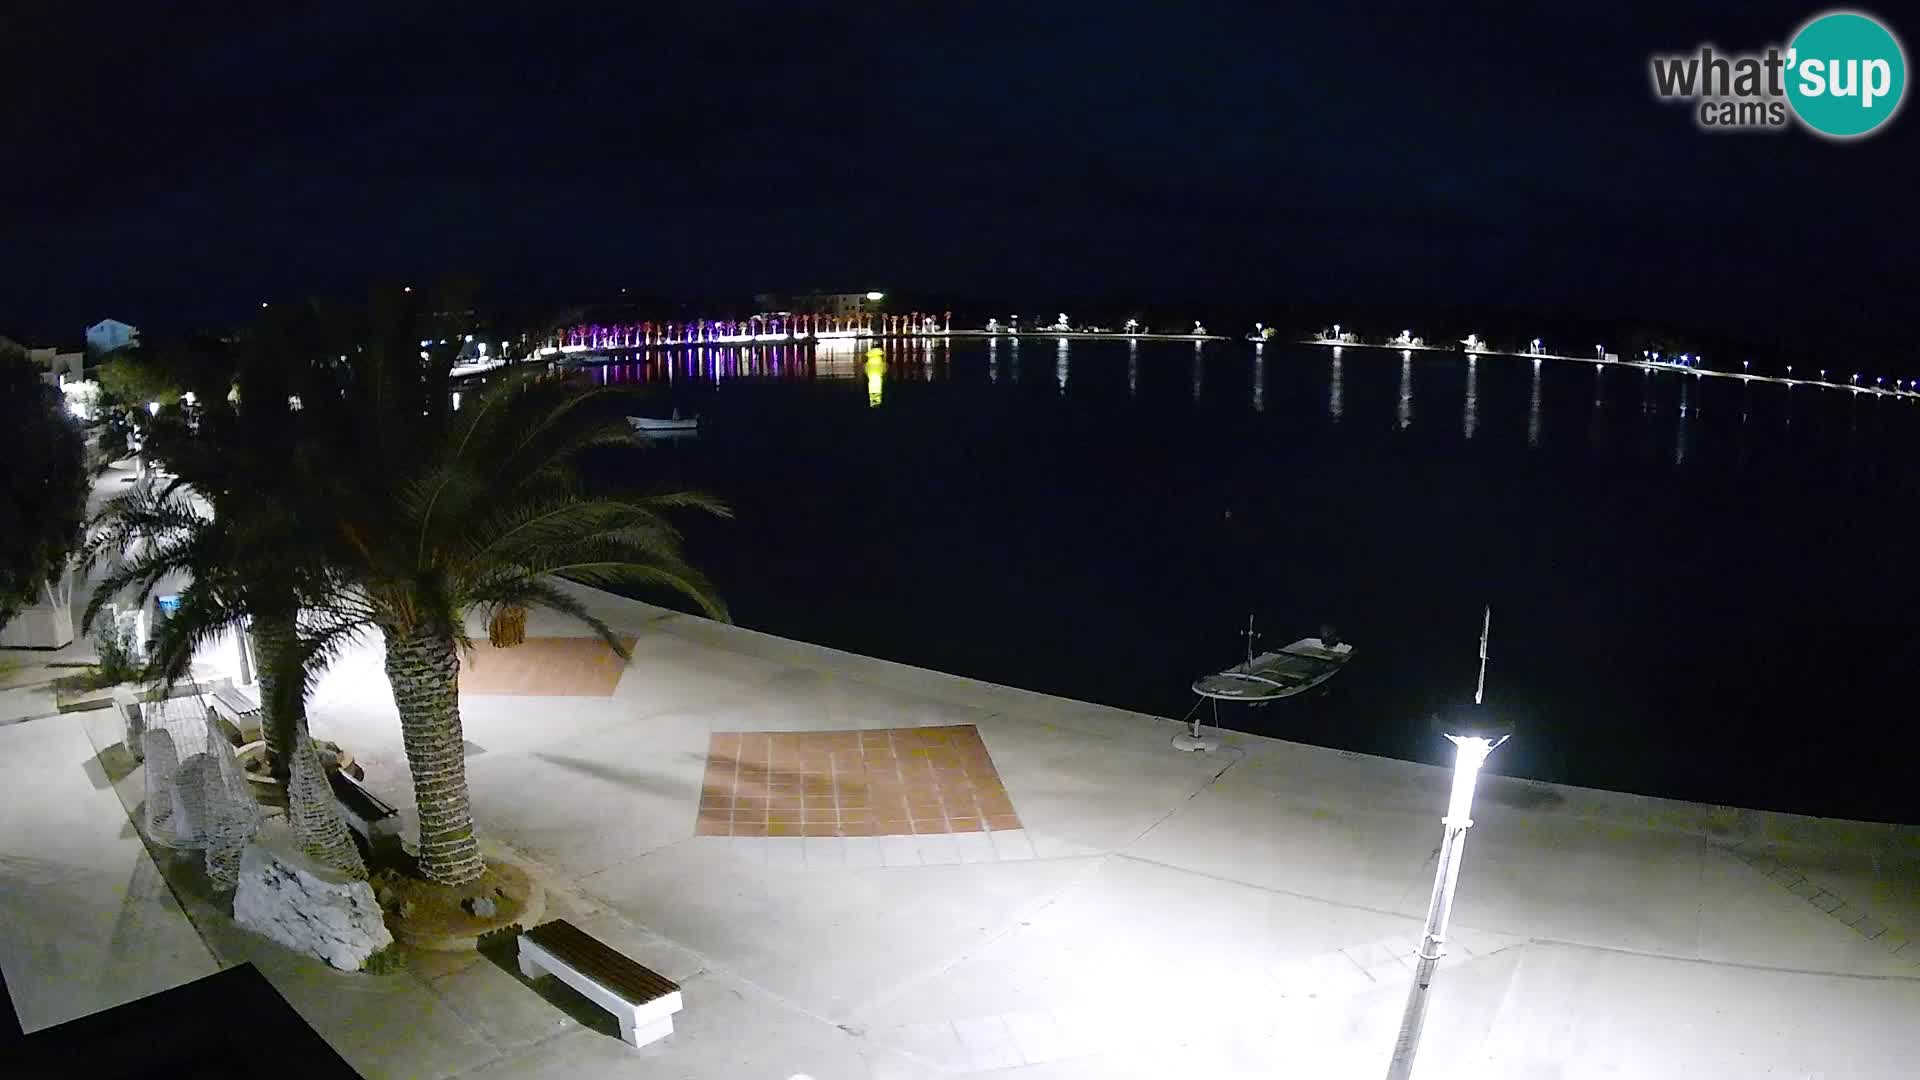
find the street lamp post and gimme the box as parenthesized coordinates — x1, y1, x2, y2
(1384, 607, 1511, 1080)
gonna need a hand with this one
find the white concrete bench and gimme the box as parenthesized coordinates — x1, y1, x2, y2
(517, 919, 684, 1048)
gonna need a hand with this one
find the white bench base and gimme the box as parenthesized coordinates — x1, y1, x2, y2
(518, 938, 683, 1048)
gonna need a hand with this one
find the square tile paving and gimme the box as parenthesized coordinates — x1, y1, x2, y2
(696, 725, 1021, 837)
(457, 636, 637, 697)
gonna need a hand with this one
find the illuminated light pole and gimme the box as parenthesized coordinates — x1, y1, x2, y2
(1384, 607, 1511, 1080)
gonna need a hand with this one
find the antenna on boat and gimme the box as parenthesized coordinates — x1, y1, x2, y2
(1242, 614, 1260, 670)
(1474, 605, 1491, 706)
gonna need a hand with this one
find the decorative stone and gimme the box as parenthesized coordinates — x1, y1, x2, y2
(233, 827, 394, 971)
(463, 895, 498, 919)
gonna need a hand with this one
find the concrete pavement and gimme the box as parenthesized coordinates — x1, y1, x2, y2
(5, 571, 1917, 1077)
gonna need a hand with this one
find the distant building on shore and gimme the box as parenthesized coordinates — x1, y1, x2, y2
(85, 318, 139, 355)
(754, 290, 885, 318)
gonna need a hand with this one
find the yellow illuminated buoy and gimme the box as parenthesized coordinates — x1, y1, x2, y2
(865, 349, 885, 407)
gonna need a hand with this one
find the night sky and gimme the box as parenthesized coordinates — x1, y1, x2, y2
(2, 3, 1912, 351)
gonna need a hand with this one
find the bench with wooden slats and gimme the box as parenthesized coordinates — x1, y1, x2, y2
(208, 681, 264, 743)
(518, 919, 684, 1047)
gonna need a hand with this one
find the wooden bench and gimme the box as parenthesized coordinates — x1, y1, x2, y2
(207, 681, 264, 744)
(326, 769, 401, 861)
(517, 919, 684, 1048)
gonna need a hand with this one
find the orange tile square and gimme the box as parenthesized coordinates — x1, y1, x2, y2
(704, 725, 1014, 842)
(458, 635, 637, 696)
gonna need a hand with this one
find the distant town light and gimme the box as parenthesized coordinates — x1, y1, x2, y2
(403, 285, 412, 293)
(261, 301, 269, 308)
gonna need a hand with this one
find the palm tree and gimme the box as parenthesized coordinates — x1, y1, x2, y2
(81, 315, 370, 877)
(305, 301, 728, 886)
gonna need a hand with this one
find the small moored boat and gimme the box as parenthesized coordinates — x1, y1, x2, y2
(627, 413, 699, 437)
(1191, 635, 1354, 702)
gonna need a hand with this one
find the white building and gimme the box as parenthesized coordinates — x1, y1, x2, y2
(29, 346, 85, 386)
(755, 290, 885, 318)
(85, 318, 139, 354)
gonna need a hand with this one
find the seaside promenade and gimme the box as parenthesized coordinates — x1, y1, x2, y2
(4, 559, 1918, 1077)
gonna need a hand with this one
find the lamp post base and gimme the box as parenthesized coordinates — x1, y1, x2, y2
(1171, 732, 1219, 752)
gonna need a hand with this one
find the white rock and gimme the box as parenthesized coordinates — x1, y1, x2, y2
(233, 826, 394, 970)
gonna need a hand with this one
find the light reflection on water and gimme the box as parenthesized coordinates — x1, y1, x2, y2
(1397, 351, 1413, 430)
(560, 339, 1919, 471)
(1464, 355, 1478, 440)
(1677, 379, 1692, 465)
(1528, 358, 1542, 449)
(1329, 348, 1344, 422)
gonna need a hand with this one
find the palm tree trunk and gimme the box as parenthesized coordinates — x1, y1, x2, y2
(383, 624, 484, 886)
(255, 612, 368, 878)
(252, 613, 299, 782)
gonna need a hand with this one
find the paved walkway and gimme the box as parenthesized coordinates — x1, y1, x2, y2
(0, 708, 219, 1033)
(6, 573, 1919, 1077)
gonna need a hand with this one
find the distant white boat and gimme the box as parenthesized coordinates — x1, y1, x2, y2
(628, 414, 698, 437)
(1192, 636, 1354, 702)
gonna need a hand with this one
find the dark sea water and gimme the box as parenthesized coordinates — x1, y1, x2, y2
(579, 338, 1920, 824)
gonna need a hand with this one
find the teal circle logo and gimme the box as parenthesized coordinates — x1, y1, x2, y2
(1786, 11, 1906, 137)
